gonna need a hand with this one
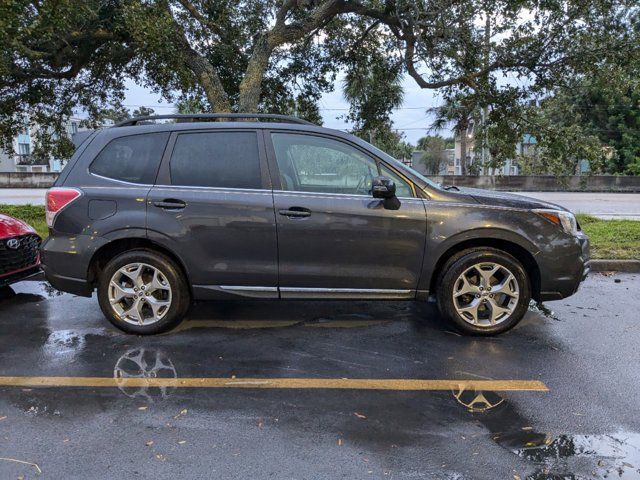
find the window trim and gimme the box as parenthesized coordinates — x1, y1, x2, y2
(87, 132, 170, 186)
(264, 130, 417, 198)
(156, 128, 271, 190)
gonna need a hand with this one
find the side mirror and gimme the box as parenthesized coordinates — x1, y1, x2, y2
(372, 176, 396, 199)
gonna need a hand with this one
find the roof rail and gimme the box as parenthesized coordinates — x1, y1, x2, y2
(113, 113, 315, 127)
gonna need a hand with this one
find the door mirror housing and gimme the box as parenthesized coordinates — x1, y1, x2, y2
(372, 176, 396, 199)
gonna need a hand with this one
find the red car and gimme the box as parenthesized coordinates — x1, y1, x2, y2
(0, 213, 42, 287)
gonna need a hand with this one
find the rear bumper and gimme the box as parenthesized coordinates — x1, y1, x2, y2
(538, 232, 590, 301)
(40, 233, 108, 297)
(42, 266, 93, 297)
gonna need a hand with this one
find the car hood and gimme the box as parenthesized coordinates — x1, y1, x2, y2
(0, 213, 37, 238)
(454, 187, 569, 211)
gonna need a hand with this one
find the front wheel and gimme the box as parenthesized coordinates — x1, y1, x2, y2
(97, 249, 190, 334)
(436, 248, 531, 336)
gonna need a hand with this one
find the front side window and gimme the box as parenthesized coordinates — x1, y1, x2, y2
(271, 133, 379, 195)
(170, 131, 262, 189)
(90, 132, 169, 184)
(379, 164, 413, 198)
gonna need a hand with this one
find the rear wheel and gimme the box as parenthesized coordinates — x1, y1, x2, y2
(436, 248, 531, 335)
(97, 249, 190, 334)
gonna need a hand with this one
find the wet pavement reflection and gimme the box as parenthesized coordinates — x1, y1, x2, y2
(0, 274, 639, 478)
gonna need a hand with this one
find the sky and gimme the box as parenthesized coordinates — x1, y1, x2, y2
(122, 75, 445, 146)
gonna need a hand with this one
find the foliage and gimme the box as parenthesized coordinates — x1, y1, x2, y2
(530, 70, 640, 175)
(1, 0, 639, 166)
(0, 204, 47, 238)
(416, 135, 451, 174)
(575, 214, 640, 260)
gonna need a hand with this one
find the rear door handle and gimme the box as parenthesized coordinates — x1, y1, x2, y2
(153, 199, 186, 210)
(278, 207, 311, 218)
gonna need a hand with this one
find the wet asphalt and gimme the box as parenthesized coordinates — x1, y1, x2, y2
(0, 273, 639, 479)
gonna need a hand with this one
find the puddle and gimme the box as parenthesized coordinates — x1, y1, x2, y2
(508, 432, 640, 478)
(453, 390, 640, 478)
(43, 328, 115, 364)
(528, 301, 560, 321)
(113, 348, 178, 402)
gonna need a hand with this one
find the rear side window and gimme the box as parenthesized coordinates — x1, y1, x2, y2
(170, 131, 262, 189)
(90, 133, 169, 184)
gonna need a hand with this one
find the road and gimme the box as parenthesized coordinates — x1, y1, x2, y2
(1, 188, 639, 219)
(0, 273, 638, 479)
(507, 192, 640, 220)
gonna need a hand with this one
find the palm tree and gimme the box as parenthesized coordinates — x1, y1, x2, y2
(428, 96, 478, 176)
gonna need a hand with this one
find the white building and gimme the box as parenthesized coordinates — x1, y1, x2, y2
(0, 117, 87, 173)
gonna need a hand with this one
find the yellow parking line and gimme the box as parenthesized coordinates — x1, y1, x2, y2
(0, 376, 549, 391)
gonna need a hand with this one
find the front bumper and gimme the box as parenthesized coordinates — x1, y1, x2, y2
(539, 231, 590, 301)
(0, 264, 42, 287)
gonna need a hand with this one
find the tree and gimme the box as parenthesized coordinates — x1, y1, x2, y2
(417, 135, 450, 174)
(0, 0, 134, 152)
(428, 95, 479, 175)
(532, 70, 640, 175)
(2, 0, 638, 164)
(132, 106, 155, 118)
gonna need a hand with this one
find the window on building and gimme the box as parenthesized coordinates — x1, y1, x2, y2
(18, 143, 30, 155)
(90, 132, 169, 184)
(170, 131, 262, 189)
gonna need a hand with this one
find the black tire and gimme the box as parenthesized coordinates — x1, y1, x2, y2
(436, 247, 531, 336)
(97, 249, 190, 334)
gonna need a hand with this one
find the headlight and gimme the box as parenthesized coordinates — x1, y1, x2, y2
(533, 209, 578, 235)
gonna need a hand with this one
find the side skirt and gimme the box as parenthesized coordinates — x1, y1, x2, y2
(192, 285, 420, 301)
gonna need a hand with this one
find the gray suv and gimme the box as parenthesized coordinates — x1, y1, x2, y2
(41, 114, 590, 335)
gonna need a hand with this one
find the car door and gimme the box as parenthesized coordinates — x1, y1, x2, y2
(146, 128, 278, 299)
(266, 131, 427, 299)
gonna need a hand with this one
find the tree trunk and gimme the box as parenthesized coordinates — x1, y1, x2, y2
(184, 52, 231, 112)
(238, 36, 273, 113)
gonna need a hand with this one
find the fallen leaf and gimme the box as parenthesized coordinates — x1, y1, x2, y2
(146, 441, 154, 447)
(178, 441, 186, 445)
(354, 412, 367, 419)
(338, 438, 344, 446)
(521, 427, 533, 431)
(156, 454, 166, 461)
(174, 409, 188, 419)
(138, 406, 148, 411)
(0, 416, 6, 421)
(514, 475, 522, 480)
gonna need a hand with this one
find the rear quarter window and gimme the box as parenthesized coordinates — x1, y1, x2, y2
(89, 132, 170, 184)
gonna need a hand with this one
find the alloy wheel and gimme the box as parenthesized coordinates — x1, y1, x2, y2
(452, 262, 520, 327)
(108, 263, 172, 326)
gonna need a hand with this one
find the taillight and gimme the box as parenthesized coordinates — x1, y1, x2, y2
(45, 187, 82, 228)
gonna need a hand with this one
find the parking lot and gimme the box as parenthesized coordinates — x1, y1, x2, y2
(0, 272, 639, 479)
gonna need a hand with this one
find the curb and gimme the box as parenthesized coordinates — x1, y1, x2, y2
(590, 259, 640, 273)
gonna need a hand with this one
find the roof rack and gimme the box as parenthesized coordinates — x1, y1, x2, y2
(113, 113, 315, 127)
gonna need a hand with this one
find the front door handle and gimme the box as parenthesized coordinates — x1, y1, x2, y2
(153, 199, 186, 210)
(278, 207, 311, 218)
